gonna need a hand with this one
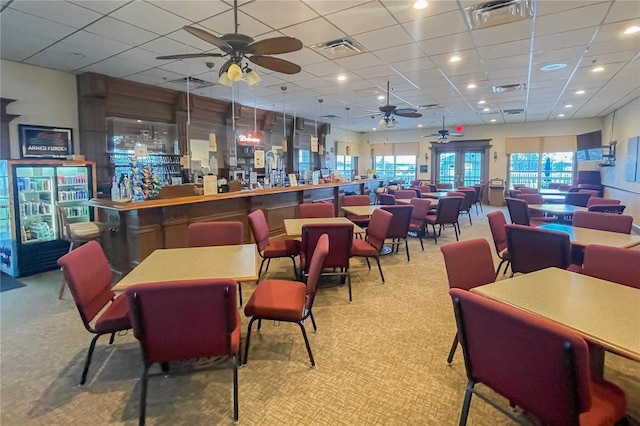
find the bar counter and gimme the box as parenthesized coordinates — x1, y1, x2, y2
(89, 179, 382, 275)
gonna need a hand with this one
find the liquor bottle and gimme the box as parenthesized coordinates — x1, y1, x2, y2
(111, 176, 120, 201)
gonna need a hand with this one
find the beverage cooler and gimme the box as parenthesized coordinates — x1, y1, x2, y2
(0, 160, 96, 277)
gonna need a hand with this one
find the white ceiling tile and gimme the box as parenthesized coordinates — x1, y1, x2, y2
(8, 1, 101, 29)
(84, 16, 159, 45)
(471, 19, 532, 47)
(78, 55, 153, 77)
(199, 10, 273, 37)
(477, 39, 530, 60)
(605, 0, 640, 23)
(165, 28, 219, 51)
(391, 56, 437, 74)
(24, 42, 103, 72)
(534, 46, 588, 64)
(68, 0, 130, 14)
(325, 2, 396, 36)
(301, 0, 367, 17)
(334, 52, 382, 70)
(63, 30, 131, 56)
(304, 60, 346, 77)
(110, 2, 190, 35)
(353, 65, 396, 80)
(533, 28, 595, 51)
(419, 32, 475, 57)
(240, 1, 318, 30)
(536, 1, 608, 17)
(382, 0, 458, 24)
(535, 3, 614, 37)
(0, 28, 60, 61)
(146, 0, 230, 22)
(278, 47, 326, 67)
(584, 49, 637, 65)
(1, 8, 77, 42)
(402, 10, 468, 42)
(280, 17, 346, 46)
(139, 36, 204, 56)
(354, 25, 413, 52)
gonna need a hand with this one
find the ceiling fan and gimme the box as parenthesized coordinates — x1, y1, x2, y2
(355, 81, 422, 128)
(424, 117, 464, 143)
(156, 0, 303, 85)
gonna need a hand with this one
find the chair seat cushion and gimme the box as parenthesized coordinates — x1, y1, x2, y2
(499, 248, 510, 261)
(579, 379, 627, 425)
(425, 214, 438, 225)
(263, 239, 301, 258)
(351, 238, 378, 256)
(94, 295, 131, 333)
(231, 310, 241, 354)
(69, 222, 101, 239)
(244, 279, 305, 322)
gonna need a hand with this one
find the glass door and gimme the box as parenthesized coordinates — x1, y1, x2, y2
(56, 165, 91, 225)
(15, 165, 56, 244)
(433, 142, 490, 188)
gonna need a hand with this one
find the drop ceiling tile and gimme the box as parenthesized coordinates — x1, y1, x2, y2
(110, 2, 190, 35)
(240, 1, 318, 30)
(63, 30, 131, 56)
(165, 28, 218, 51)
(9, 0, 102, 28)
(301, 0, 367, 17)
(199, 10, 272, 37)
(334, 52, 382, 70)
(146, 0, 230, 22)
(605, 0, 640, 23)
(304, 60, 347, 77)
(78, 55, 154, 77)
(534, 46, 586, 64)
(391, 56, 437, 73)
(382, 0, 458, 24)
(471, 19, 532, 47)
(1, 8, 77, 42)
(402, 10, 468, 42)
(353, 65, 396, 80)
(279, 47, 326, 67)
(533, 28, 595, 51)
(354, 25, 413, 52)
(325, 3, 396, 36)
(68, 0, 131, 14)
(477, 39, 530, 60)
(483, 55, 530, 72)
(374, 43, 426, 64)
(84, 16, 159, 45)
(419, 32, 475, 57)
(281, 17, 347, 46)
(0, 28, 61, 61)
(139, 36, 205, 56)
(536, 1, 608, 17)
(430, 49, 482, 69)
(594, 21, 640, 44)
(24, 43, 103, 72)
(536, 3, 613, 37)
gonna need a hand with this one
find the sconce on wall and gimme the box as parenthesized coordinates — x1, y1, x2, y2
(346, 145, 351, 156)
(493, 151, 498, 161)
(424, 152, 429, 162)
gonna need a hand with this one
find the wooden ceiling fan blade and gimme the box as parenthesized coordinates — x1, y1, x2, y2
(352, 113, 382, 119)
(248, 55, 301, 74)
(395, 111, 422, 118)
(183, 26, 233, 53)
(394, 108, 418, 115)
(449, 132, 464, 137)
(246, 37, 303, 55)
(156, 53, 223, 60)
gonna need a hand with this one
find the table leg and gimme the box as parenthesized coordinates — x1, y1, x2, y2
(588, 341, 605, 379)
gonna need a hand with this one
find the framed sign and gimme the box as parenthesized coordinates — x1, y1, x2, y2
(19, 124, 73, 159)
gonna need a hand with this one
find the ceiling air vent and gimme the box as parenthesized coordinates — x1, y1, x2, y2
(419, 104, 443, 110)
(311, 38, 364, 59)
(166, 76, 214, 90)
(464, 0, 534, 30)
(501, 108, 525, 115)
(320, 114, 341, 120)
(492, 83, 526, 93)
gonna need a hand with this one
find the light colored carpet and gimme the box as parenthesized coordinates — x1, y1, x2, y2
(1, 206, 638, 425)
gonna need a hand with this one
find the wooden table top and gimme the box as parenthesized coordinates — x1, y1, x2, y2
(528, 204, 588, 214)
(284, 217, 364, 237)
(538, 189, 569, 195)
(394, 198, 438, 206)
(341, 205, 379, 216)
(421, 192, 449, 199)
(540, 194, 566, 202)
(472, 268, 640, 361)
(538, 223, 640, 248)
(113, 244, 259, 291)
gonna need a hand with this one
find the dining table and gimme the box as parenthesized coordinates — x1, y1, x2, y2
(283, 217, 364, 238)
(538, 223, 640, 248)
(421, 191, 450, 199)
(341, 205, 380, 216)
(472, 267, 640, 376)
(528, 203, 587, 223)
(538, 189, 569, 195)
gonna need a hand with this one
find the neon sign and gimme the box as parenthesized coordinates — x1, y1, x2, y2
(238, 132, 262, 146)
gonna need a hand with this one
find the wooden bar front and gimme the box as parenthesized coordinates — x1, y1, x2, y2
(90, 180, 382, 276)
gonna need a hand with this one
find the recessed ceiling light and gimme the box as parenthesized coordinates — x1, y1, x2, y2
(450, 55, 461, 63)
(372, 128, 377, 131)
(592, 66, 604, 73)
(71, 52, 86, 58)
(575, 90, 585, 95)
(467, 83, 476, 89)
(483, 107, 490, 112)
(478, 100, 486, 105)
(136, 119, 142, 123)
(558, 114, 565, 117)
(564, 104, 573, 108)
(540, 63, 567, 71)
(337, 74, 347, 81)
(418, 124, 423, 128)
(413, 0, 428, 10)
(377, 95, 385, 100)
(490, 119, 496, 122)
(623, 25, 640, 35)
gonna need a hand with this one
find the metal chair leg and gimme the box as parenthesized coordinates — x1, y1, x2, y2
(375, 257, 385, 283)
(459, 381, 475, 426)
(232, 356, 239, 422)
(347, 271, 352, 303)
(298, 323, 315, 367)
(405, 239, 409, 262)
(243, 317, 257, 365)
(309, 311, 317, 331)
(258, 258, 266, 278)
(81, 334, 101, 385)
(139, 364, 150, 426)
(447, 334, 458, 364)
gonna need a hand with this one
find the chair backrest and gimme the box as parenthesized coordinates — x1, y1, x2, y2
(301, 223, 352, 272)
(298, 202, 335, 218)
(586, 197, 621, 207)
(548, 182, 561, 189)
(412, 185, 431, 194)
(578, 189, 599, 197)
(379, 194, 396, 205)
(518, 187, 539, 194)
(427, 184, 438, 192)
(505, 224, 571, 274)
(557, 184, 571, 191)
(410, 198, 431, 223)
(516, 193, 544, 205)
(564, 192, 591, 207)
(472, 185, 482, 204)
(572, 211, 633, 234)
(57, 240, 115, 327)
(440, 239, 496, 290)
(248, 209, 270, 252)
(457, 189, 476, 211)
(587, 204, 626, 214)
(187, 221, 243, 247)
(436, 183, 453, 189)
(364, 209, 393, 252)
(505, 197, 531, 226)
(581, 244, 640, 289)
(380, 205, 413, 239)
(304, 234, 330, 311)
(125, 279, 238, 364)
(508, 189, 522, 198)
(449, 288, 591, 425)
(393, 190, 416, 200)
(410, 179, 422, 187)
(568, 186, 581, 192)
(343, 195, 370, 207)
(513, 184, 526, 189)
(55, 202, 72, 241)
(434, 196, 463, 224)
(486, 210, 508, 254)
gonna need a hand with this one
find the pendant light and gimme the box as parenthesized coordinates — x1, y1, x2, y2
(345, 107, 351, 156)
(281, 86, 287, 152)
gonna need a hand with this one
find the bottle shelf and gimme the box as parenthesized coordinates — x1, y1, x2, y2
(58, 198, 88, 203)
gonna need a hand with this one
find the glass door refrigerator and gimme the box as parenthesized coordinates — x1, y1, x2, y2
(0, 160, 96, 277)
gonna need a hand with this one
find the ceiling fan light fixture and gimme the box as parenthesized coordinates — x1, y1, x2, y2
(218, 72, 233, 87)
(246, 69, 261, 86)
(378, 118, 387, 128)
(228, 63, 243, 81)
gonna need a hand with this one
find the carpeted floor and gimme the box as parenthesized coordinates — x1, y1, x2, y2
(0, 273, 27, 292)
(1, 206, 638, 425)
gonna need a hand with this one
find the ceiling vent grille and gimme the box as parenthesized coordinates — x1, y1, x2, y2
(419, 104, 443, 110)
(501, 108, 525, 115)
(311, 38, 364, 59)
(166, 76, 214, 90)
(492, 83, 526, 93)
(464, 0, 534, 30)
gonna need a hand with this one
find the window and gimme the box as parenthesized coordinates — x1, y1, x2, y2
(508, 152, 574, 189)
(336, 155, 352, 177)
(298, 149, 311, 174)
(374, 155, 416, 182)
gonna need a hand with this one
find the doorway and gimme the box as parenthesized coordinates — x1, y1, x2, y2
(432, 140, 491, 188)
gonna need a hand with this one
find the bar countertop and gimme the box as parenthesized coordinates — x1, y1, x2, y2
(88, 179, 382, 211)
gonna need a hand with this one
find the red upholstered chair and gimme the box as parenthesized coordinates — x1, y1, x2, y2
(427, 184, 438, 192)
(248, 209, 300, 279)
(57, 241, 131, 385)
(351, 209, 393, 282)
(381, 204, 414, 261)
(342, 195, 371, 228)
(424, 196, 463, 244)
(564, 192, 591, 207)
(505, 224, 571, 275)
(408, 198, 432, 250)
(586, 197, 621, 207)
(548, 182, 561, 189)
(244, 234, 329, 367)
(125, 279, 240, 424)
(578, 189, 600, 197)
(449, 288, 627, 426)
(515, 193, 544, 204)
(187, 221, 243, 247)
(579, 245, 640, 289)
(393, 190, 416, 200)
(557, 184, 572, 191)
(436, 183, 453, 189)
(505, 197, 553, 227)
(513, 184, 526, 189)
(440, 239, 496, 364)
(298, 202, 335, 218)
(572, 211, 633, 234)
(411, 185, 431, 194)
(410, 179, 422, 187)
(486, 210, 511, 275)
(379, 193, 396, 205)
(588, 204, 626, 214)
(453, 189, 476, 225)
(471, 184, 484, 214)
(301, 223, 354, 302)
(518, 187, 539, 194)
